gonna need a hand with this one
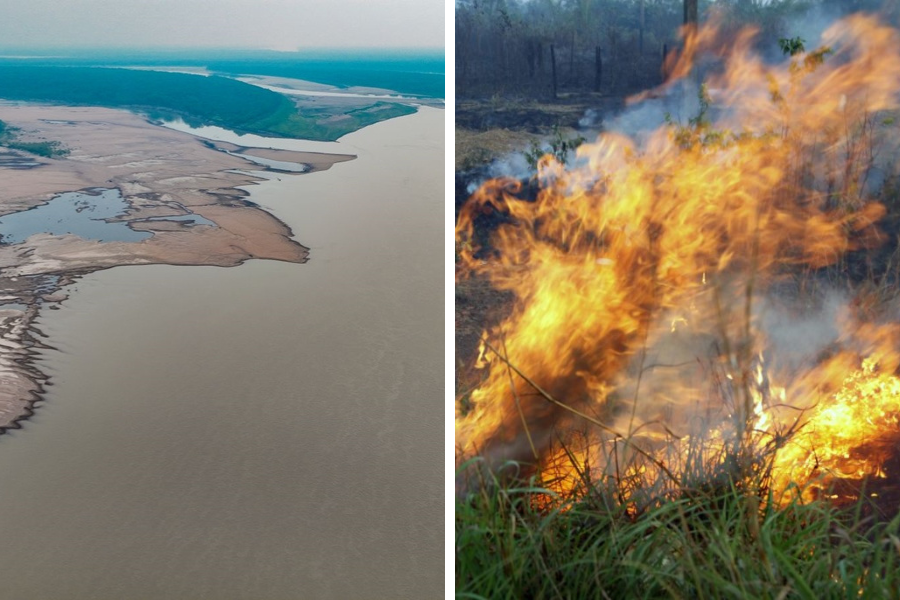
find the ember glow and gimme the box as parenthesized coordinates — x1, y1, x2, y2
(456, 14, 900, 505)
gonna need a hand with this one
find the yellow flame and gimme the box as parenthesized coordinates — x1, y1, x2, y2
(457, 14, 900, 505)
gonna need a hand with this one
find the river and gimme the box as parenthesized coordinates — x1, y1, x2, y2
(0, 107, 443, 598)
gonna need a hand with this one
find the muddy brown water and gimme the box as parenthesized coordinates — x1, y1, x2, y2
(0, 107, 443, 599)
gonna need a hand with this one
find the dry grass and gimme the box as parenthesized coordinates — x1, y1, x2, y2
(455, 126, 535, 170)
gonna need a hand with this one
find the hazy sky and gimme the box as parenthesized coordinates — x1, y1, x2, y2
(0, 0, 444, 50)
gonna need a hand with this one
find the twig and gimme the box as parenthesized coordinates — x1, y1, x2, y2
(482, 339, 680, 485)
(500, 334, 539, 461)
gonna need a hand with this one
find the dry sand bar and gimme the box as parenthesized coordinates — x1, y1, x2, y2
(0, 103, 355, 429)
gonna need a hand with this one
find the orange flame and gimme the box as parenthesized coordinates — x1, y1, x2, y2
(456, 14, 900, 506)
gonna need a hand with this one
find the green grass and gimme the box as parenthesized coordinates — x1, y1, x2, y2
(456, 459, 900, 599)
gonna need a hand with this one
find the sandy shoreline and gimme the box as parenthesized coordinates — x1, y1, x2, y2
(204, 140, 356, 173)
(0, 103, 356, 430)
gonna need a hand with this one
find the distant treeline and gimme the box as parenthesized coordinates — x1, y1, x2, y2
(456, 0, 899, 99)
(0, 65, 413, 140)
(0, 50, 445, 99)
(204, 56, 445, 99)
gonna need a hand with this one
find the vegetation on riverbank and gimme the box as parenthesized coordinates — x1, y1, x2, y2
(0, 65, 415, 141)
(0, 118, 68, 157)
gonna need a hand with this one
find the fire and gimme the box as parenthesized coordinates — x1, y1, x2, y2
(456, 14, 900, 507)
(770, 354, 900, 501)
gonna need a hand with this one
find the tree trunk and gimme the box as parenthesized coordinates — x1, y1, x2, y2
(526, 41, 537, 79)
(639, 0, 645, 54)
(569, 30, 576, 83)
(683, 0, 699, 90)
(551, 44, 558, 99)
(684, 0, 698, 27)
(662, 43, 669, 80)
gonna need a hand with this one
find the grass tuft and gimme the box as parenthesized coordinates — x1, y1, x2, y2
(456, 459, 900, 599)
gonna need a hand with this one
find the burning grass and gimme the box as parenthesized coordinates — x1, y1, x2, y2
(457, 11, 900, 596)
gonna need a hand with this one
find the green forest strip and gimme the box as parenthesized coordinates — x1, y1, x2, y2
(0, 65, 415, 141)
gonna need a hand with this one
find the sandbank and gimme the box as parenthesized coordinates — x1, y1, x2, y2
(0, 103, 354, 429)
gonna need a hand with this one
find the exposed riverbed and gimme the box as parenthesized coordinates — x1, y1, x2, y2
(0, 107, 443, 598)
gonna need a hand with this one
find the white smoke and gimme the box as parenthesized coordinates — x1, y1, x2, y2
(759, 288, 850, 374)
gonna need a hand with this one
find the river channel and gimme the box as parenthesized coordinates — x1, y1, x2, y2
(0, 107, 443, 598)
